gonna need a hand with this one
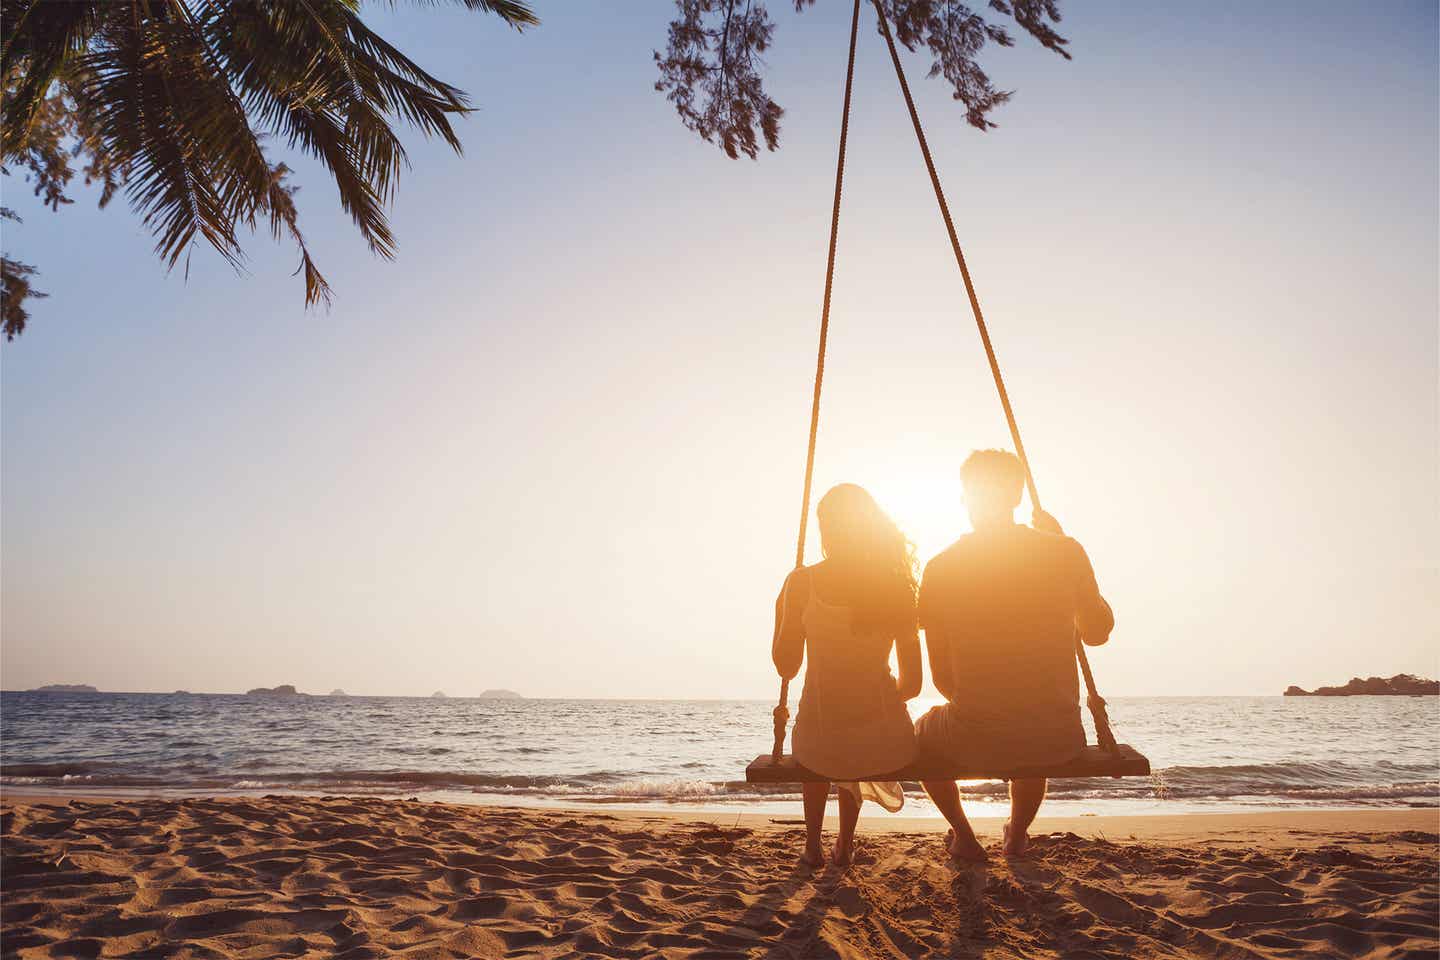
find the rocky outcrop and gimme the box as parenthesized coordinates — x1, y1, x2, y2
(1284, 674, 1439, 696)
(478, 689, 522, 700)
(246, 684, 304, 697)
(31, 684, 98, 693)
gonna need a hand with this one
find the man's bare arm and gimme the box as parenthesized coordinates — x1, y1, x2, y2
(1035, 512, 1114, 647)
(917, 558, 959, 700)
(1070, 540, 1114, 646)
(924, 628, 960, 700)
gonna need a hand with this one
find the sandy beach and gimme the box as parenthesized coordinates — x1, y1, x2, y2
(2, 795, 1435, 959)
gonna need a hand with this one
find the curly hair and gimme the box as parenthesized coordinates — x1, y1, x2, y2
(816, 484, 918, 633)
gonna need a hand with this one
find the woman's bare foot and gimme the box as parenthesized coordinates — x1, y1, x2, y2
(831, 838, 855, 866)
(1002, 820, 1029, 858)
(800, 844, 826, 868)
(945, 827, 988, 864)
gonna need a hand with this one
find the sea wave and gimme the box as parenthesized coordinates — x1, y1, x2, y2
(2, 760, 1435, 806)
(6, 692, 1436, 810)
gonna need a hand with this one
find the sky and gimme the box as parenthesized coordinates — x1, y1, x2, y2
(2, 1, 1436, 699)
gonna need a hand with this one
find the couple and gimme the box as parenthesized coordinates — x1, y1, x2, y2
(772, 449, 1114, 867)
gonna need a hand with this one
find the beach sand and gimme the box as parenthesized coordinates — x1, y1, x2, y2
(2, 795, 1435, 959)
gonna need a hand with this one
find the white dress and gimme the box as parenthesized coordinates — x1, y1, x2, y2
(788, 583, 917, 811)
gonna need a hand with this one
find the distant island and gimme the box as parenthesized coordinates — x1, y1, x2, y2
(431, 691, 447, 698)
(174, 690, 191, 695)
(329, 689, 348, 697)
(478, 689, 523, 699)
(31, 684, 98, 693)
(1284, 674, 1439, 697)
(246, 684, 305, 697)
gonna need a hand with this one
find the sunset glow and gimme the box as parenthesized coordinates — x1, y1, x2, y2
(1, 4, 1436, 954)
(2, 3, 1434, 702)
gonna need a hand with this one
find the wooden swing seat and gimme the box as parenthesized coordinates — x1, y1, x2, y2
(745, 744, 1151, 784)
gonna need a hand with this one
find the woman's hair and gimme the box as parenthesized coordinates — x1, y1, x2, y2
(815, 483, 918, 632)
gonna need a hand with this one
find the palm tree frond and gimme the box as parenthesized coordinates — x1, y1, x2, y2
(3, 0, 532, 330)
(382, 0, 538, 31)
(264, 161, 333, 307)
(1, 0, 107, 159)
(79, 12, 254, 269)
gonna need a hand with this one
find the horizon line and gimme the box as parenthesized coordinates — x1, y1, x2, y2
(1, 689, 1312, 700)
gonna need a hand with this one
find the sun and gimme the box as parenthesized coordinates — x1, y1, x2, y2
(863, 469, 971, 567)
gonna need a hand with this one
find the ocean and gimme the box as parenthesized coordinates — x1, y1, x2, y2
(2, 692, 1436, 817)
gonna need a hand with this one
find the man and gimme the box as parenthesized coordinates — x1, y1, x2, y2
(915, 449, 1114, 862)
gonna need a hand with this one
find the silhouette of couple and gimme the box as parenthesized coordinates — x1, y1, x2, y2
(772, 449, 1114, 867)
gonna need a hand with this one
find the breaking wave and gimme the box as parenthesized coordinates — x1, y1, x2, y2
(3, 760, 1435, 807)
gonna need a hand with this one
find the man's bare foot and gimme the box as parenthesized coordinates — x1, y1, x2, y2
(831, 838, 855, 866)
(944, 827, 988, 864)
(800, 845, 826, 868)
(1002, 820, 1029, 858)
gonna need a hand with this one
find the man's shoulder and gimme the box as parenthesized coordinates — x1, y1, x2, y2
(924, 527, 1086, 570)
(1018, 524, 1086, 555)
(922, 536, 978, 579)
(926, 535, 974, 563)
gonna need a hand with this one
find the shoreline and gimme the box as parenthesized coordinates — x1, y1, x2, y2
(2, 788, 1440, 840)
(5, 782, 1437, 823)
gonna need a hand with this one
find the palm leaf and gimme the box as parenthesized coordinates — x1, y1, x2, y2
(212, 0, 401, 255)
(1, 0, 107, 158)
(80, 21, 238, 268)
(3, 0, 535, 328)
(263, 161, 332, 306)
(384, 0, 538, 30)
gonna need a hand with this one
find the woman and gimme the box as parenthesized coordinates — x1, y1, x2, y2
(772, 483, 923, 867)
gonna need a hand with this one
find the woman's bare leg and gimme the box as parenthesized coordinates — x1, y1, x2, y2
(834, 787, 862, 865)
(801, 781, 829, 865)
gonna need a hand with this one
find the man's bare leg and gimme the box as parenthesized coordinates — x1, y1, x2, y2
(801, 782, 829, 866)
(1004, 777, 1046, 856)
(921, 780, 987, 863)
(834, 787, 861, 865)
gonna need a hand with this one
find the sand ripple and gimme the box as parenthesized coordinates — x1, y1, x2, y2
(2, 797, 1435, 958)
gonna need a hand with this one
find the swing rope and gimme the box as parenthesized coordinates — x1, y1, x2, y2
(868, 0, 1119, 753)
(772, 0, 862, 764)
(773, 0, 1118, 763)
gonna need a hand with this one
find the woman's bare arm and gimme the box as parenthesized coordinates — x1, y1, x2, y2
(894, 624, 923, 700)
(771, 569, 807, 679)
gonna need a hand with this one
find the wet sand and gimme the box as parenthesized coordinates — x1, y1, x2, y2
(2, 795, 1435, 958)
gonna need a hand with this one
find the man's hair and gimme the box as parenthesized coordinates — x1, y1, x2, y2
(960, 449, 1025, 507)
